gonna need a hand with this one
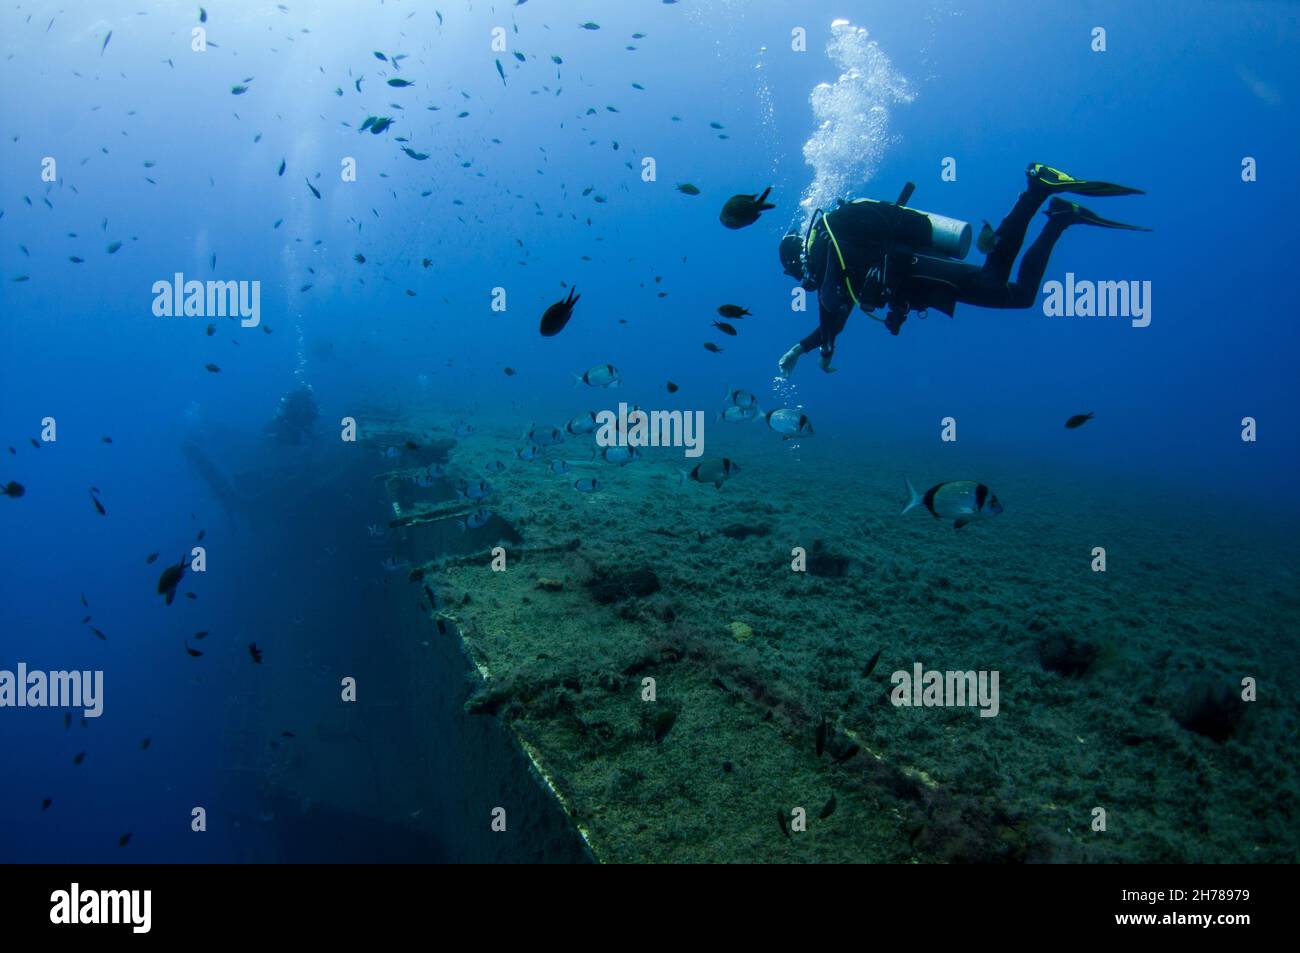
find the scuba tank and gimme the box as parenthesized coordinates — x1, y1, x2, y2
(793, 183, 973, 333)
(860, 182, 973, 260)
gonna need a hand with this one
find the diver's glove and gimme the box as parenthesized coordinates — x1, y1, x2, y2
(884, 309, 908, 336)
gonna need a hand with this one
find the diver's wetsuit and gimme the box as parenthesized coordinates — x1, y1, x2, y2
(799, 182, 1066, 357)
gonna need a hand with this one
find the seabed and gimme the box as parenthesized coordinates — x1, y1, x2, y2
(224, 408, 1298, 864)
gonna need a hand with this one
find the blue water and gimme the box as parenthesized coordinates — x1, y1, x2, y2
(1, 0, 1297, 862)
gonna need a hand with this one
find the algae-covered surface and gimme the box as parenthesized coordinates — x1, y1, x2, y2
(389, 419, 1299, 864)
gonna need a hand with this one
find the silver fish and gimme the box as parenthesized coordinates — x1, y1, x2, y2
(683, 457, 741, 489)
(724, 386, 759, 409)
(575, 363, 622, 388)
(528, 424, 565, 446)
(765, 408, 814, 439)
(718, 405, 759, 423)
(458, 479, 492, 500)
(901, 477, 1003, 529)
(566, 411, 597, 435)
(601, 446, 641, 465)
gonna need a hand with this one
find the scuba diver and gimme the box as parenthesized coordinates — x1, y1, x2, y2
(776, 163, 1150, 376)
(264, 384, 320, 445)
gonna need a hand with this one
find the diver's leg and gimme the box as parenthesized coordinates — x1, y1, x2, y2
(980, 182, 1050, 284)
(960, 215, 1070, 309)
(1004, 216, 1070, 306)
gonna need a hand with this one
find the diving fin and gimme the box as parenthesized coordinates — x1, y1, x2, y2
(1027, 162, 1145, 197)
(977, 220, 996, 254)
(1046, 197, 1152, 232)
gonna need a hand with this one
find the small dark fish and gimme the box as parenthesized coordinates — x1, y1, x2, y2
(503, 367, 516, 376)
(147, 553, 160, 567)
(196, 529, 205, 541)
(91, 627, 107, 641)
(118, 832, 132, 848)
(703, 342, 723, 353)
(42, 798, 52, 811)
(193, 630, 209, 640)
(29, 438, 39, 449)
(1065, 412, 1094, 429)
(100, 31, 112, 55)
(80, 593, 88, 608)
(717, 304, 750, 318)
(306, 178, 321, 199)
(832, 744, 860, 765)
(277, 159, 286, 176)
(387, 78, 415, 87)
(863, 647, 883, 678)
(354, 253, 366, 264)
(106, 240, 122, 254)
(540, 286, 580, 336)
(579, 22, 600, 30)
(73, 752, 86, 765)
(719, 187, 775, 229)
(402, 147, 430, 161)
(712, 320, 737, 336)
(81, 616, 91, 624)
(676, 183, 700, 195)
(231, 84, 250, 96)
(185, 642, 203, 657)
(405, 440, 420, 450)
(184, 592, 197, 600)
(199, 8, 207, 23)
(89, 491, 106, 516)
(205, 323, 215, 336)
(1, 481, 24, 498)
(157, 558, 186, 606)
(205, 363, 220, 373)
(248, 642, 264, 663)
(819, 794, 838, 819)
(141, 737, 152, 750)
(101, 436, 113, 443)
(665, 381, 679, 393)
